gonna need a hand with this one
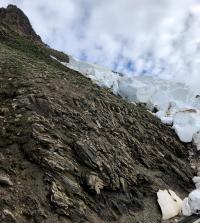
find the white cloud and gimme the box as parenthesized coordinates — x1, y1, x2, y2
(2, 0, 200, 91)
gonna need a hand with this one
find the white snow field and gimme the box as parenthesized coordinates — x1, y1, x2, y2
(51, 55, 200, 218)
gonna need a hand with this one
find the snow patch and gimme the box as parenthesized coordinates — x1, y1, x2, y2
(157, 189, 183, 220)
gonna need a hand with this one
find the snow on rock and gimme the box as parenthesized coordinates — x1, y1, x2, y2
(157, 189, 183, 220)
(51, 54, 200, 149)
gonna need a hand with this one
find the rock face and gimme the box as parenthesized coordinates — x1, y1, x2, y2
(0, 5, 196, 223)
(0, 5, 42, 43)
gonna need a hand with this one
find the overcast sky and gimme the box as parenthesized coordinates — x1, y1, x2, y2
(2, 0, 200, 88)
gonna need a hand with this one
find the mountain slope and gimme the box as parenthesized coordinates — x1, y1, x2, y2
(0, 5, 195, 223)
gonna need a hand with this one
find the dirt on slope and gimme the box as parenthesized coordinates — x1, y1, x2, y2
(0, 4, 197, 223)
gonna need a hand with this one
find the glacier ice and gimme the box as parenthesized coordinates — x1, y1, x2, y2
(182, 177, 200, 216)
(173, 110, 200, 142)
(182, 197, 192, 216)
(182, 189, 200, 216)
(61, 55, 120, 95)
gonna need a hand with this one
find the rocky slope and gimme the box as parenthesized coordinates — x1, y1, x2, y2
(0, 5, 197, 223)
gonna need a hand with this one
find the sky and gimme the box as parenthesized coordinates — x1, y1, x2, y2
(2, 0, 200, 89)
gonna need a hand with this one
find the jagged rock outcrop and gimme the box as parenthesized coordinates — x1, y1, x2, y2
(0, 4, 42, 43)
(0, 5, 197, 223)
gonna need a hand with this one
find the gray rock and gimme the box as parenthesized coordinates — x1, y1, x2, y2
(1, 209, 16, 222)
(0, 176, 13, 186)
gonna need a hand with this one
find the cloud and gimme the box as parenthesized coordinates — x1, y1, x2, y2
(2, 0, 200, 91)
